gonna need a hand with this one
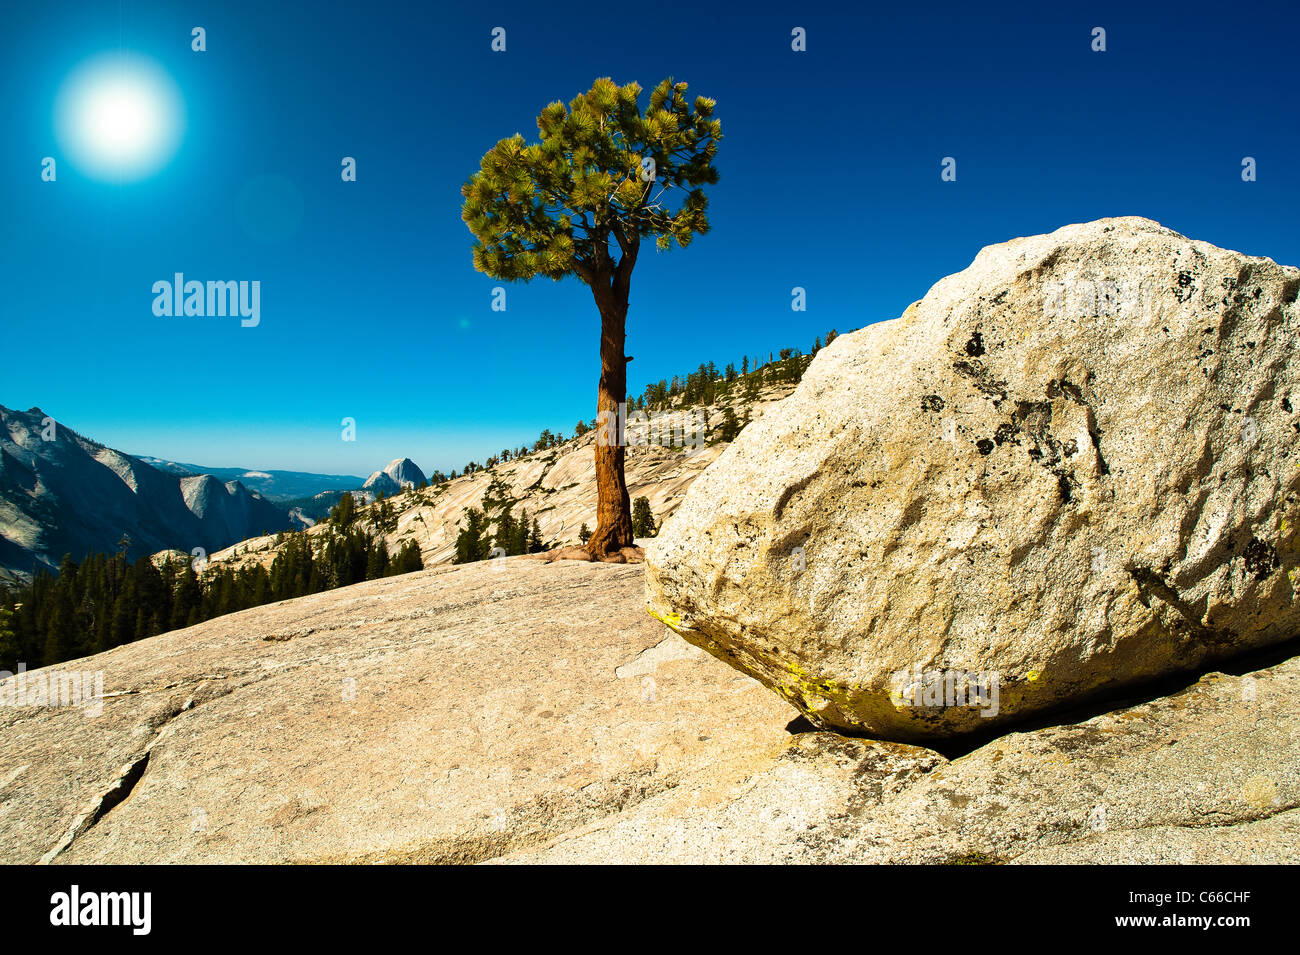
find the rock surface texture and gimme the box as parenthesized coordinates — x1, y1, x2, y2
(646, 217, 1300, 739)
(0, 560, 789, 864)
(503, 647, 1300, 864)
(2, 557, 1295, 863)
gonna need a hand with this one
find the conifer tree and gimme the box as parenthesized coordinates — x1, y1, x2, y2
(496, 506, 518, 556)
(43, 555, 84, 663)
(720, 405, 741, 442)
(462, 76, 721, 557)
(365, 537, 390, 579)
(508, 509, 527, 555)
(389, 540, 424, 576)
(0, 607, 18, 673)
(631, 497, 657, 538)
(171, 561, 201, 631)
(330, 492, 356, 527)
(454, 509, 492, 564)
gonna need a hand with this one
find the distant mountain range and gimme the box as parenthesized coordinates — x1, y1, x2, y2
(0, 405, 424, 585)
(138, 457, 365, 503)
(0, 406, 295, 583)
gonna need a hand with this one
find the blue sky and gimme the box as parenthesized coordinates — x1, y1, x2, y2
(3, 0, 1298, 476)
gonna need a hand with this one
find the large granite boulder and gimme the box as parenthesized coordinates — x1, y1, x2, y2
(645, 217, 1300, 740)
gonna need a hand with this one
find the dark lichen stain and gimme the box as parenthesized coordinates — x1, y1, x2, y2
(1045, 378, 1089, 407)
(965, 332, 986, 357)
(920, 394, 945, 413)
(992, 422, 1019, 446)
(976, 438, 995, 456)
(952, 359, 1008, 404)
(1127, 562, 1240, 647)
(1243, 537, 1280, 580)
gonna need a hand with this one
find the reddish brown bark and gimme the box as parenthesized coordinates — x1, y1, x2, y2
(586, 295, 633, 558)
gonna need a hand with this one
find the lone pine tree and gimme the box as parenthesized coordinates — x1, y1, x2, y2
(462, 77, 721, 558)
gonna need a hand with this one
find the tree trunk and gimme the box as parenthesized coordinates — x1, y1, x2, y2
(587, 294, 633, 558)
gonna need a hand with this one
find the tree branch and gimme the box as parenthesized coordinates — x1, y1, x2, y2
(572, 255, 595, 286)
(614, 229, 640, 295)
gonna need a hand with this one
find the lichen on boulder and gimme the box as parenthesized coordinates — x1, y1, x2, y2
(646, 217, 1300, 740)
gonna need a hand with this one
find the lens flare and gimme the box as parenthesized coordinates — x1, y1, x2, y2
(55, 53, 184, 181)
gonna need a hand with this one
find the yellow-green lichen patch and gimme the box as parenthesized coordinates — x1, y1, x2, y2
(645, 607, 689, 634)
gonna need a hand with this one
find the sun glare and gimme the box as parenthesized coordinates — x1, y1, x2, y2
(55, 53, 184, 181)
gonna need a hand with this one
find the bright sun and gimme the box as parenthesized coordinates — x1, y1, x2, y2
(56, 53, 184, 181)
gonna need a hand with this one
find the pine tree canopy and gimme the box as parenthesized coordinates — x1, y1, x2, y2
(461, 77, 721, 286)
